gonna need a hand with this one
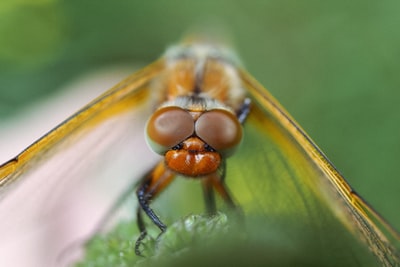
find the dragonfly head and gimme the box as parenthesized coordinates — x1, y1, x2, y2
(146, 105, 243, 176)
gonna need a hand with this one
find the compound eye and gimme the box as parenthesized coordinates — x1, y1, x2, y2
(195, 109, 242, 157)
(146, 107, 194, 154)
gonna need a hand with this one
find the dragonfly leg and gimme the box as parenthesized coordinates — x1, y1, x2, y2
(202, 160, 238, 214)
(207, 173, 236, 209)
(236, 97, 251, 124)
(135, 161, 175, 255)
(207, 165, 244, 223)
(135, 207, 148, 256)
(202, 178, 217, 214)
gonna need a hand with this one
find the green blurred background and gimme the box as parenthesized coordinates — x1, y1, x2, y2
(0, 0, 399, 233)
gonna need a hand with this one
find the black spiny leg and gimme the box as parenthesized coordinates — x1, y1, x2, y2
(135, 162, 175, 255)
(135, 206, 149, 256)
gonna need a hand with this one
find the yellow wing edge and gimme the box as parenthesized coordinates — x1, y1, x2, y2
(238, 68, 400, 265)
(0, 59, 165, 187)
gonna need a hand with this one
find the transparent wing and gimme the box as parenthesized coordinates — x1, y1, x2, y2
(76, 66, 400, 267)
(230, 69, 400, 266)
(0, 60, 165, 267)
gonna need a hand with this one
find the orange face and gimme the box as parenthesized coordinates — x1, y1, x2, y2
(165, 136, 221, 177)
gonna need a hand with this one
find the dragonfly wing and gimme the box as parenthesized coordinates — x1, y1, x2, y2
(228, 69, 400, 266)
(0, 60, 165, 267)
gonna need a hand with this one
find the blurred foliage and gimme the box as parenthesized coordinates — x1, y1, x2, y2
(76, 212, 377, 267)
(76, 214, 232, 267)
(0, 0, 399, 263)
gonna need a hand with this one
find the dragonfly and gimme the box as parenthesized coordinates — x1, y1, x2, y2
(0, 38, 399, 267)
